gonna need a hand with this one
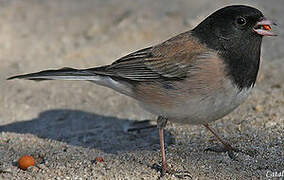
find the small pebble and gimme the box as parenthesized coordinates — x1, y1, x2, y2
(95, 157, 103, 163)
(254, 105, 263, 112)
(18, 155, 35, 170)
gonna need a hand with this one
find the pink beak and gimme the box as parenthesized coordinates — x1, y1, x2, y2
(253, 18, 277, 36)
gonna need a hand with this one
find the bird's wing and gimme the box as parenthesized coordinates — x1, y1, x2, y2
(89, 33, 209, 81)
(7, 33, 212, 83)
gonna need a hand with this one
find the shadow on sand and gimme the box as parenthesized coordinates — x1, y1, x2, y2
(0, 109, 174, 154)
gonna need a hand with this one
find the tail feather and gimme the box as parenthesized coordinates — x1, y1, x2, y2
(7, 66, 134, 97)
(7, 67, 100, 81)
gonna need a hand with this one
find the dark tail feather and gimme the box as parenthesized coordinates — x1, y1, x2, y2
(7, 67, 101, 81)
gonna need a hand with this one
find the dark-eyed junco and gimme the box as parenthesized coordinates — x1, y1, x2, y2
(8, 5, 276, 175)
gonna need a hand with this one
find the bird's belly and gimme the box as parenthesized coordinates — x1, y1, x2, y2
(137, 81, 252, 125)
(170, 86, 251, 124)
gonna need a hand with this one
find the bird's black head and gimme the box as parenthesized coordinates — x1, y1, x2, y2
(192, 5, 276, 89)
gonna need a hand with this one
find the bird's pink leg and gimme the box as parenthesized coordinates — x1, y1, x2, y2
(157, 116, 168, 175)
(203, 123, 234, 151)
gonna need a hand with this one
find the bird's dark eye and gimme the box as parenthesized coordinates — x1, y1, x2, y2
(236, 17, 247, 26)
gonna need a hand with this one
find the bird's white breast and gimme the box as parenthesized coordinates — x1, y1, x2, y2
(139, 79, 253, 125)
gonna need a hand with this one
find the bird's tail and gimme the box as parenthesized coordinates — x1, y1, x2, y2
(7, 66, 134, 96)
(7, 67, 103, 81)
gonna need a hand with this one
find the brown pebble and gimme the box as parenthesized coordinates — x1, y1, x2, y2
(254, 105, 263, 112)
(18, 155, 35, 170)
(95, 157, 103, 162)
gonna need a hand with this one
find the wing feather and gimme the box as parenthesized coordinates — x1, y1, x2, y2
(87, 33, 210, 81)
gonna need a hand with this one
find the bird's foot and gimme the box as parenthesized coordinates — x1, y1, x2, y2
(204, 145, 258, 160)
(124, 119, 156, 133)
(151, 163, 192, 179)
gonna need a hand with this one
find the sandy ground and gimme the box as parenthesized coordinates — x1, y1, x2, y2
(0, 0, 283, 179)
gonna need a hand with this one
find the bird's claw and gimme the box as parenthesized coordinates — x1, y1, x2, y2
(151, 163, 192, 179)
(125, 119, 156, 133)
(204, 145, 258, 160)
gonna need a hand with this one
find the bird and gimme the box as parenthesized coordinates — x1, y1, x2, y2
(8, 5, 276, 176)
